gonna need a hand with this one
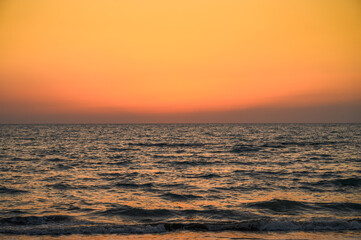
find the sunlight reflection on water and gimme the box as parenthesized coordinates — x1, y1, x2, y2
(0, 124, 360, 236)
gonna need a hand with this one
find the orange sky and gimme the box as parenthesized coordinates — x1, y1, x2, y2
(0, 0, 360, 122)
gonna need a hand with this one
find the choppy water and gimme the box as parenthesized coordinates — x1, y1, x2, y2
(0, 124, 360, 237)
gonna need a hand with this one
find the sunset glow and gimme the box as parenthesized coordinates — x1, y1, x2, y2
(0, 0, 360, 122)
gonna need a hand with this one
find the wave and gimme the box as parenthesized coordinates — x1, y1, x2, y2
(317, 202, 361, 212)
(246, 199, 311, 213)
(46, 157, 66, 162)
(160, 192, 201, 201)
(46, 183, 107, 191)
(171, 160, 219, 166)
(303, 178, 361, 191)
(128, 142, 204, 148)
(230, 140, 349, 154)
(115, 182, 153, 189)
(184, 173, 222, 179)
(96, 205, 252, 221)
(108, 147, 140, 152)
(245, 199, 361, 214)
(230, 144, 261, 153)
(11, 157, 39, 162)
(0, 215, 73, 226)
(55, 163, 73, 170)
(99, 206, 173, 218)
(314, 177, 361, 187)
(0, 186, 28, 194)
(98, 172, 127, 177)
(261, 141, 348, 148)
(98, 172, 138, 179)
(47, 182, 73, 190)
(107, 158, 132, 165)
(1, 218, 360, 235)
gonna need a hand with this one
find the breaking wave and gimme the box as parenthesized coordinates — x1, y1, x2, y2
(1, 217, 360, 235)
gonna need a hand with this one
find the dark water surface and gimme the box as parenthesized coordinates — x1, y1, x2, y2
(0, 124, 360, 237)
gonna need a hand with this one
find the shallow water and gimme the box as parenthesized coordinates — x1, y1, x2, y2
(1, 231, 361, 240)
(0, 124, 360, 238)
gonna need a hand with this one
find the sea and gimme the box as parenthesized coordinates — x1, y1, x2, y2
(0, 124, 360, 239)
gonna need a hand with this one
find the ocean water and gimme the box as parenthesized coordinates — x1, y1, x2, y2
(0, 124, 360, 239)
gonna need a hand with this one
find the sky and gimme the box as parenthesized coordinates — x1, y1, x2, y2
(0, 0, 360, 123)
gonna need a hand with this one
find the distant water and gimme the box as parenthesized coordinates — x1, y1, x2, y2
(0, 124, 360, 238)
